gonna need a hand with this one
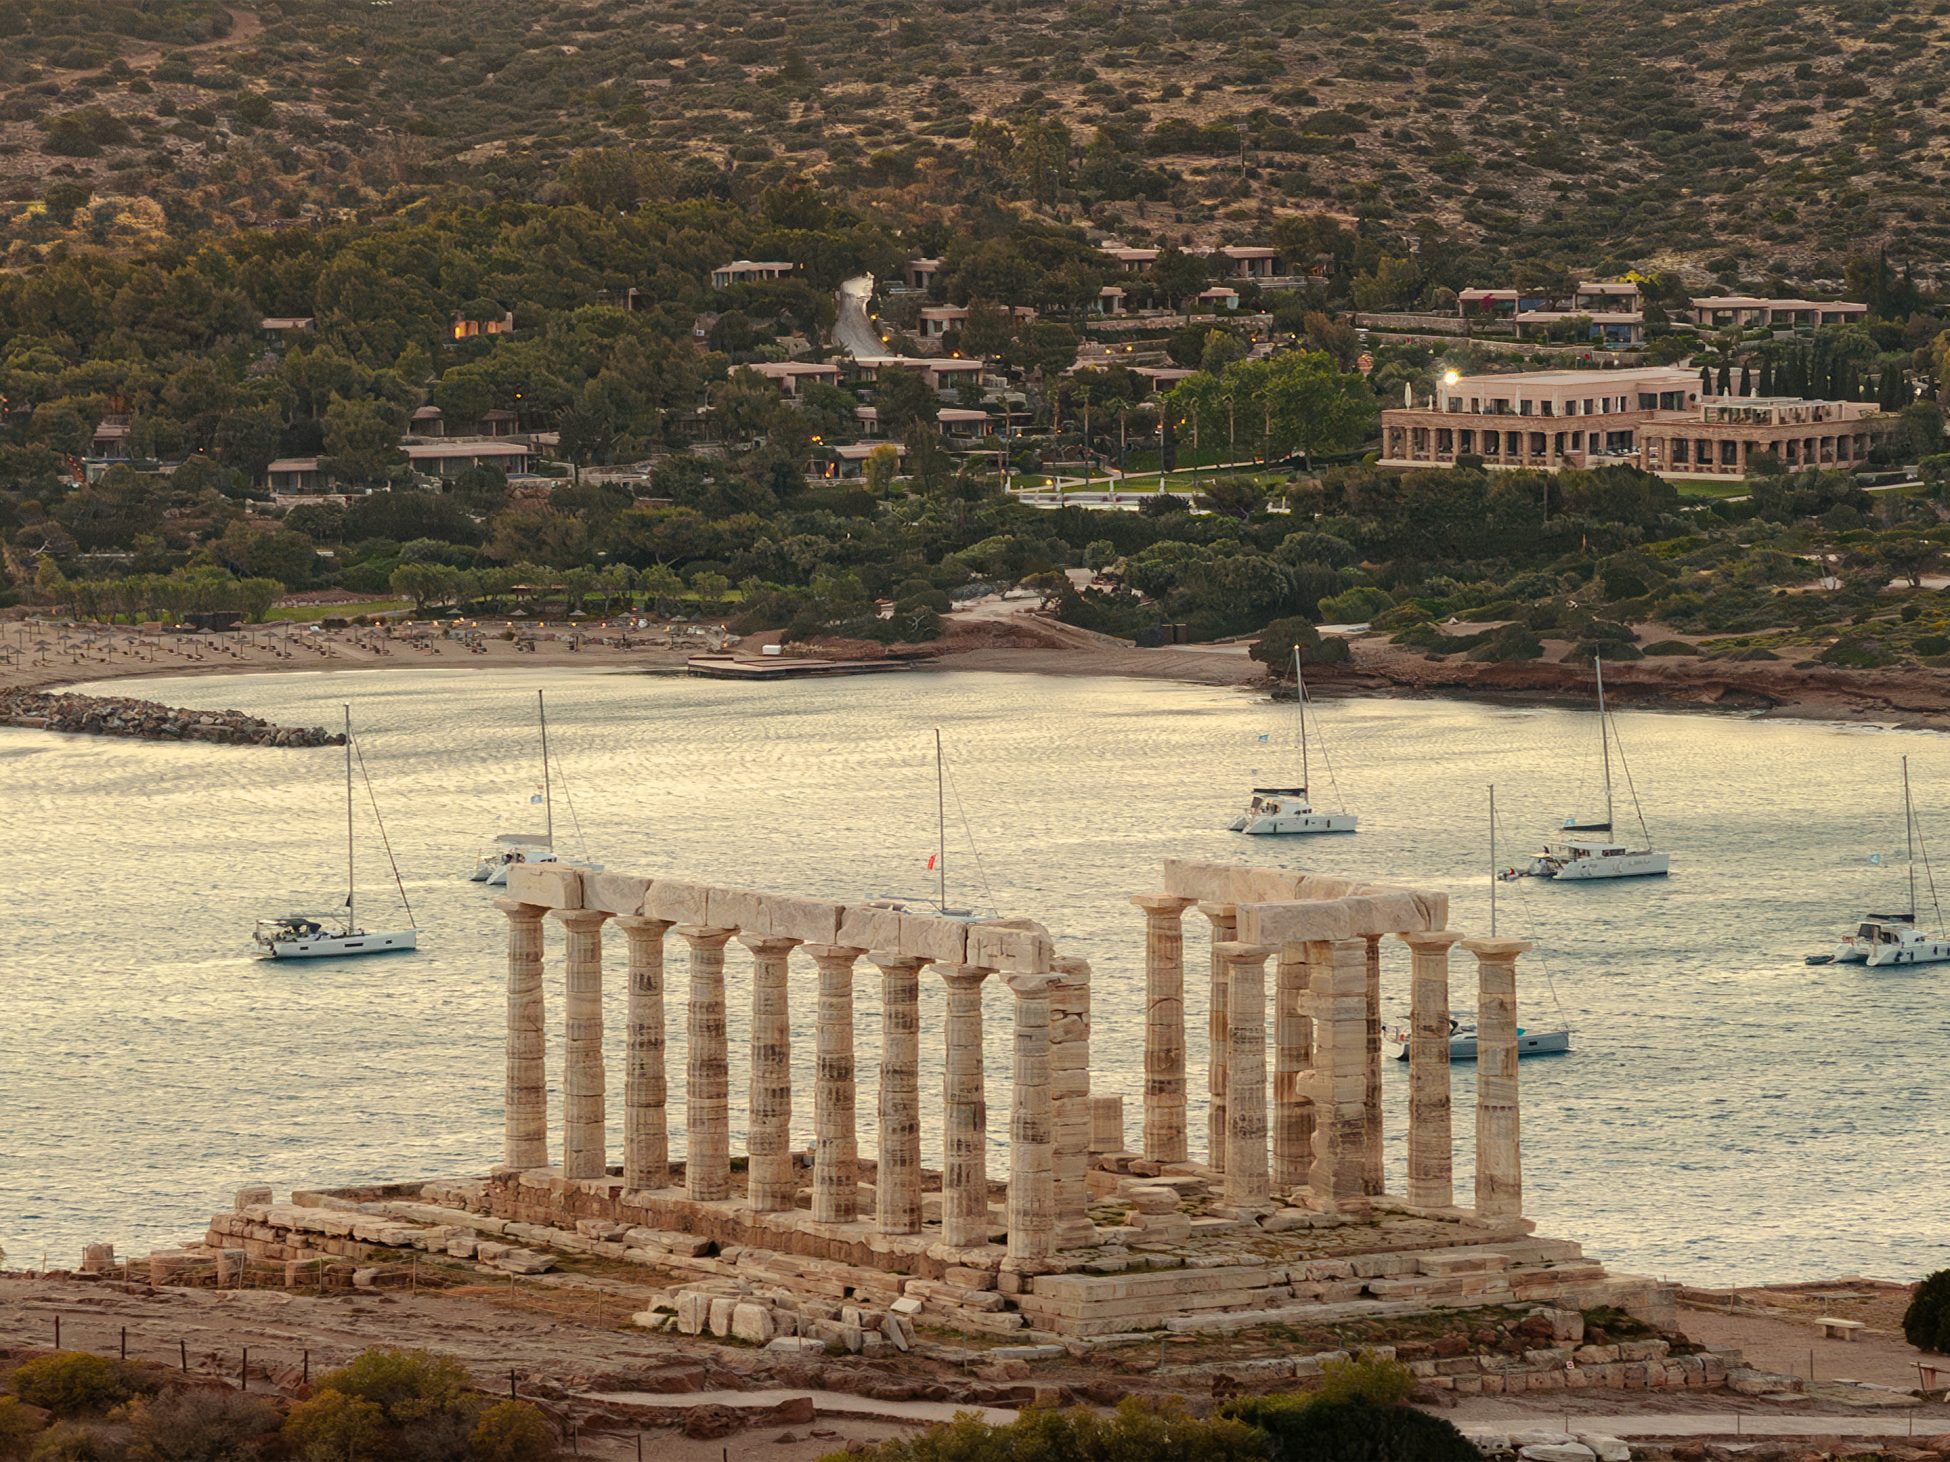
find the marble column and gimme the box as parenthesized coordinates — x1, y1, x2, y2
(1048, 955, 1096, 1247)
(1197, 901, 1237, 1171)
(1306, 936, 1371, 1214)
(806, 944, 865, 1224)
(553, 909, 610, 1181)
(873, 954, 929, 1236)
(676, 925, 736, 1202)
(616, 915, 673, 1190)
(743, 934, 802, 1213)
(497, 899, 549, 1171)
(1362, 934, 1384, 1197)
(1272, 942, 1313, 1189)
(1218, 942, 1273, 1206)
(1398, 930, 1462, 1209)
(1132, 894, 1195, 1163)
(1465, 937, 1529, 1218)
(1005, 973, 1056, 1261)
(940, 965, 992, 1249)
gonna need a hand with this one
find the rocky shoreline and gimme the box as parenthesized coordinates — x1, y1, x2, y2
(0, 690, 343, 747)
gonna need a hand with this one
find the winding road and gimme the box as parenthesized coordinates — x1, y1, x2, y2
(835, 274, 887, 359)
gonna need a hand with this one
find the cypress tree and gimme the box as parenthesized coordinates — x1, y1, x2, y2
(1759, 357, 1775, 395)
(1717, 361, 1732, 394)
(1739, 362, 1752, 396)
(1881, 368, 1907, 410)
(1700, 364, 1714, 395)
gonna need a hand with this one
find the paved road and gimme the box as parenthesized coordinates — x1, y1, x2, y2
(1457, 1407, 1948, 1439)
(835, 274, 886, 358)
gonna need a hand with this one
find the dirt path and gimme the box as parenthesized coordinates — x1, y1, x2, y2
(120, 8, 265, 70)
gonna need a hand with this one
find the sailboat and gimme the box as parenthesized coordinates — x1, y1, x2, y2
(1514, 656, 1668, 881)
(254, 707, 417, 959)
(1398, 784, 1570, 1059)
(1230, 647, 1357, 834)
(472, 690, 567, 885)
(866, 729, 992, 921)
(1810, 755, 1950, 967)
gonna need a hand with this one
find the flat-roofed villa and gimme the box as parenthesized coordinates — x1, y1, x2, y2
(1216, 245, 1281, 279)
(1458, 282, 1644, 343)
(918, 305, 967, 339)
(1381, 366, 1896, 479)
(903, 257, 943, 291)
(403, 439, 532, 479)
(855, 405, 994, 440)
(711, 260, 796, 289)
(743, 360, 842, 396)
(1685, 296, 1868, 329)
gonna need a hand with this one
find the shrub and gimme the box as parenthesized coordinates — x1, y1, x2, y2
(125, 1387, 280, 1461)
(1904, 1269, 1950, 1352)
(1641, 639, 1699, 655)
(1317, 584, 1393, 623)
(1465, 623, 1543, 662)
(283, 1390, 387, 1461)
(7, 1354, 146, 1417)
(21, 1420, 118, 1461)
(466, 1401, 555, 1462)
(826, 1397, 1264, 1461)
(0, 1398, 42, 1459)
(1915, 634, 1950, 657)
(1311, 1355, 1416, 1407)
(1252, 615, 1350, 669)
(1819, 636, 1887, 668)
(314, 1349, 472, 1425)
(1227, 1396, 1477, 1461)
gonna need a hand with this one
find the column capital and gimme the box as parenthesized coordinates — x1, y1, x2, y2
(550, 908, 611, 931)
(738, 933, 803, 956)
(494, 898, 546, 920)
(615, 914, 675, 934)
(1213, 940, 1275, 965)
(1003, 971, 1057, 998)
(940, 963, 993, 989)
(673, 924, 736, 949)
(1195, 900, 1238, 922)
(1462, 937, 1533, 962)
(1131, 893, 1195, 917)
(803, 943, 866, 970)
(1397, 928, 1465, 952)
(867, 951, 931, 975)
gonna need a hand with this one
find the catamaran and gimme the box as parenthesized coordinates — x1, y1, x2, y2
(1512, 656, 1668, 881)
(1399, 784, 1570, 1059)
(1809, 755, 1950, 967)
(472, 690, 580, 885)
(254, 707, 417, 959)
(1230, 647, 1357, 834)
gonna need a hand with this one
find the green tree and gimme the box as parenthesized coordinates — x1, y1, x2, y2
(321, 397, 406, 486)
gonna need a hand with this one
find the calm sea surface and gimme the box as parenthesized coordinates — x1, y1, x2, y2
(3, 666, 1946, 1285)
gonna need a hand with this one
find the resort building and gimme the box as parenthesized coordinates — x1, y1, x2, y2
(403, 439, 532, 479)
(918, 305, 968, 339)
(450, 309, 515, 340)
(742, 361, 843, 396)
(903, 258, 943, 291)
(1458, 282, 1645, 342)
(1379, 367, 1897, 478)
(1684, 297, 1868, 329)
(711, 260, 796, 289)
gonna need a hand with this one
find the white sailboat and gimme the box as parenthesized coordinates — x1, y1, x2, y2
(1514, 656, 1668, 881)
(867, 729, 992, 922)
(1810, 755, 1950, 967)
(472, 690, 573, 885)
(254, 707, 417, 959)
(1230, 647, 1357, 834)
(1402, 784, 1571, 1059)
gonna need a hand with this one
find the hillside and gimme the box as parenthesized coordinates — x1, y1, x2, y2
(2, 0, 1947, 279)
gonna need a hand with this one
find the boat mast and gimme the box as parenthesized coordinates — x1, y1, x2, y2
(1596, 656, 1614, 830)
(1294, 646, 1310, 794)
(935, 728, 948, 911)
(1489, 783, 1497, 938)
(1905, 753, 1917, 920)
(538, 689, 554, 847)
(343, 705, 354, 931)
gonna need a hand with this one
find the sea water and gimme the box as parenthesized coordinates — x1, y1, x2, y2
(2, 666, 1945, 1284)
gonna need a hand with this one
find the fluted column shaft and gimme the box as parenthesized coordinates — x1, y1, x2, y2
(1400, 930, 1463, 1209)
(1272, 943, 1313, 1188)
(1219, 943, 1273, 1205)
(616, 916, 674, 1190)
(743, 934, 802, 1213)
(677, 926, 736, 1202)
(553, 909, 610, 1181)
(1132, 895, 1195, 1163)
(1465, 937, 1530, 1218)
(1198, 901, 1237, 1171)
(1005, 973, 1057, 1261)
(1306, 936, 1371, 1214)
(1363, 934, 1385, 1196)
(941, 965, 992, 1249)
(497, 899, 548, 1171)
(807, 944, 865, 1224)
(873, 954, 929, 1235)
(1048, 955, 1095, 1247)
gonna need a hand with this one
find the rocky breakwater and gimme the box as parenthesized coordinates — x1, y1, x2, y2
(1, 690, 342, 747)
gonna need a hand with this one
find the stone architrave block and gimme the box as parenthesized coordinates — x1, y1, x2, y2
(585, 872, 652, 916)
(1238, 867, 1309, 904)
(895, 913, 969, 965)
(1344, 891, 1435, 935)
(1237, 900, 1353, 947)
(703, 886, 767, 933)
(835, 905, 904, 953)
(1160, 858, 1245, 903)
(760, 894, 842, 944)
(506, 864, 582, 909)
(969, 921, 1051, 973)
(644, 878, 709, 925)
(1292, 874, 1359, 899)
(234, 1184, 272, 1211)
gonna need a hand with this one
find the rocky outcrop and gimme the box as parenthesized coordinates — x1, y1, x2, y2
(0, 690, 341, 747)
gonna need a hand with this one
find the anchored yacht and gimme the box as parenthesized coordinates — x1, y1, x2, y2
(1810, 756, 1950, 967)
(1231, 647, 1357, 834)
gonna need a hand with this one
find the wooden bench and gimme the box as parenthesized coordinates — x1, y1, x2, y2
(1817, 1316, 1866, 1341)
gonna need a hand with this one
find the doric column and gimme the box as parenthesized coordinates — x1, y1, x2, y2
(1465, 937, 1530, 1218)
(742, 934, 802, 1213)
(1048, 955, 1096, 1247)
(676, 925, 736, 1202)
(1005, 973, 1057, 1261)
(1362, 934, 1384, 1197)
(806, 944, 865, 1224)
(1132, 895, 1195, 1163)
(1272, 943, 1313, 1188)
(1197, 901, 1237, 1170)
(552, 909, 610, 1181)
(1218, 942, 1273, 1206)
(872, 954, 929, 1235)
(615, 916, 673, 1190)
(1398, 930, 1463, 1209)
(940, 965, 992, 1249)
(1306, 936, 1371, 1213)
(496, 899, 549, 1171)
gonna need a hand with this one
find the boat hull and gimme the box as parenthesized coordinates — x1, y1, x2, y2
(1234, 812, 1358, 835)
(263, 930, 418, 959)
(1397, 1028, 1572, 1061)
(1863, 940, 1950, 967)
(1546, 851, 1669, 881)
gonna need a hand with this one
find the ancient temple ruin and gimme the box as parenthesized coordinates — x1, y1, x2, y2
(185, 856, 1666, 1342)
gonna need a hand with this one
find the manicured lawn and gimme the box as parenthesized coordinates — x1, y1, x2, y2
(266, 598, 412, 622)
(1673, 480, 1750, 500)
